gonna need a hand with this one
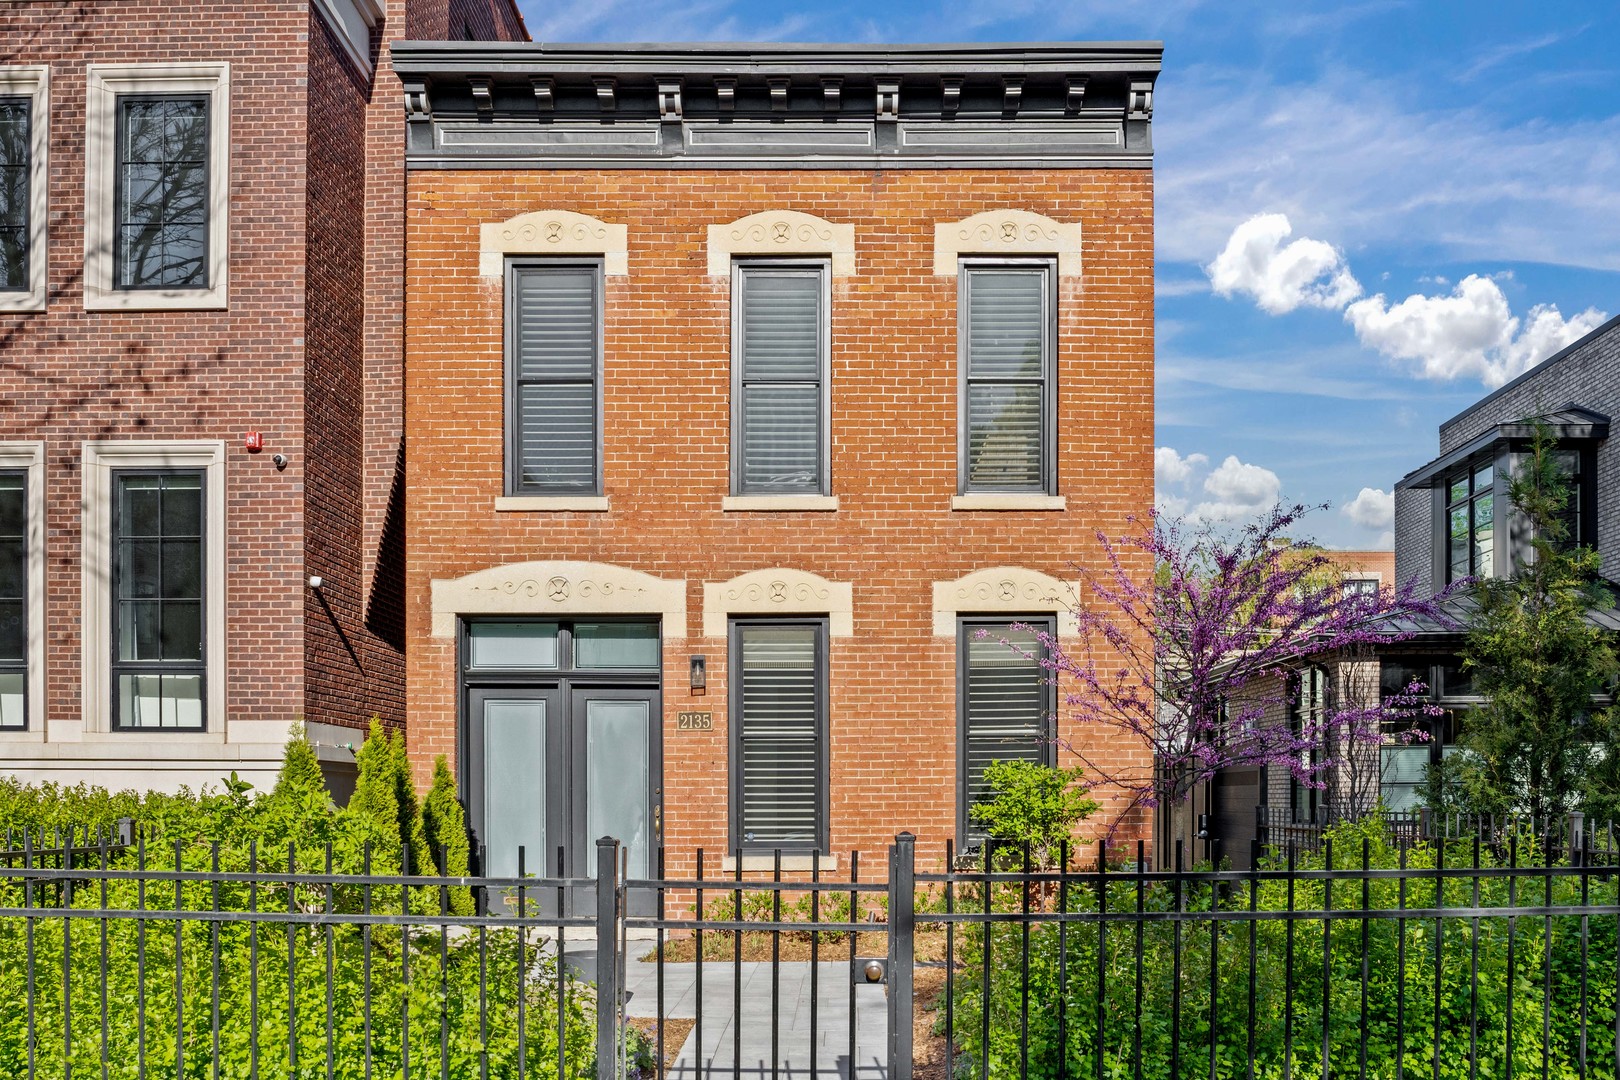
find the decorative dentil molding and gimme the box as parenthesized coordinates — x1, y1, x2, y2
(932, 209, 1082, 278)
(479, 208, 629, 277)
(931, 566, 1078, 637)
(703, 568, 854, 638)
(431, 561, 687, 639)
(706, 210, 856, 277)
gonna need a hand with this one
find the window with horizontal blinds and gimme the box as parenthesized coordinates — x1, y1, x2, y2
(961, 264, 1054, 493)
(507, 262, 601, 494)
(733, 263, 827, 494)
(959, 618, 1054, 840)
(730, 620, 827, 849)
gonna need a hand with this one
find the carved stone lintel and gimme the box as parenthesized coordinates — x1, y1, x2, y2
(593, 76, 617, 112)
(933, 209, 1083, 277)
(1066, 75, 1088, 113)
(875, 78, 900, 122)
(1128, 78, 1153, 120)
(1002, 75, 1024, 116)
(530, 76, 554, 112)
(468, 76, 493, 115)
(657, 77, 683, 123)
(941, 76, 963, 118)
(768, 76, 790, 111)
(714, 76, 736, 111)
(706, 209, 857, 277)
(821, 76, 843, 111)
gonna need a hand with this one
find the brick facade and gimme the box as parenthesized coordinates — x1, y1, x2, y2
(403, 167, 1157, 872)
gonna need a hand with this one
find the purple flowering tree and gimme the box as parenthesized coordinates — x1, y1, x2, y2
(1033, 503, 1451, 834)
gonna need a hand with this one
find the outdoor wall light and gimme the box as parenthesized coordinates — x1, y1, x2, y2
(690, 655, 707, 693)
(308, 576, 324, 590)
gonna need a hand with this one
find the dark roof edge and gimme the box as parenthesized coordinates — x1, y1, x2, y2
(390, 40, 1165, 73)
(1396, 404, 1611, 490)
(1440, 311, 1620, 434)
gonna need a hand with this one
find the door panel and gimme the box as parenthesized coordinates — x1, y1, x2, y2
(481, 698, 549, 879)
(573, 688, 661, 915)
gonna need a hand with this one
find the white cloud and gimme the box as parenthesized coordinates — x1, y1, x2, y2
(1342, 487, 1394, 530)
(1190, 455, 1282, 522)
(1154, 446, 1208, 488)
(1345, 275, 1607, 387)
(1206, 213, 1362, 314)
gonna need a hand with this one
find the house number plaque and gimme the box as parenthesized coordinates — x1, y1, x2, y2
(677, 712, 714, 731)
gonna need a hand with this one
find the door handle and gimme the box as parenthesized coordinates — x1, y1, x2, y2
(654, 805, 662, 842)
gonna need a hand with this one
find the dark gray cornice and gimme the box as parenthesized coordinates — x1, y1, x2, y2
(392, 41, 1163, 170)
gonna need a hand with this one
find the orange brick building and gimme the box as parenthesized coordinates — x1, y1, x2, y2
(394, 43, 1161, 877)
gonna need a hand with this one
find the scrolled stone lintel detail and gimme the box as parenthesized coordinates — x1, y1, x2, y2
(703, 568, 854, 638)
(706, 210, 856, 277)
(933, 209, 1082, 277)
(932, 565, 1079, 637)
(430, 560, 685, 638)
(479, 209, 629, 277)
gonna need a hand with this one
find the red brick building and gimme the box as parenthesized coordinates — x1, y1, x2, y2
(0, 0, 525, 795)
(392, 43, 1162, 877)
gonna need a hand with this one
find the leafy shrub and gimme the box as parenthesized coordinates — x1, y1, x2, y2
(970, 760, 1098, 870)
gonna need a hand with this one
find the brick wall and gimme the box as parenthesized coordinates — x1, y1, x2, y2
(403, 168, 1156, 871)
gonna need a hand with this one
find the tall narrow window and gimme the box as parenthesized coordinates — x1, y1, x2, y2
(730, 619, 827, 850)
(1445, 461, 1494, 582)
(112, 472, 205, 729)
(1289, 666, 1325, 823)
(507, 262, 602, 495)
(115, 95, 209, 289)
(960, 262, 1054, 493)
(0, 96, 30, 292)
(959, 618, 1055, 840)
(0, 472, 25, 729)
(732, 262, 828, 495)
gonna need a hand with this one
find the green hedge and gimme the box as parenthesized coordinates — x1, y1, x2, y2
(949, 818, 1619, 1079)
(0, 723, 602, 1078)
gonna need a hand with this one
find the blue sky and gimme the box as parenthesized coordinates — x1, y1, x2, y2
(514, 0, 1620, 548)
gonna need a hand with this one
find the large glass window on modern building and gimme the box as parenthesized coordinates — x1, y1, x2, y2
(0, 95, 30, 291)
(959, 261, 1055, 494)
(0, 471, 24, 728)
(1446, 461, 1494, 581)
(959, 617, 1054, 840)
(506, 261, 602, 495)
(730, 619, 827, 851)
(115, 95, 209, 289)
(732, 261, 829, 495)
(112, 472, 206, 729)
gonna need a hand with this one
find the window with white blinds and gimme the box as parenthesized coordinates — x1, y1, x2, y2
(507, 262, 602, 494)
(960, 263, 1054, 494)
(959, 618, 1055, 839)
(732, 262, 828, 495)
(730, 619, 827, 850)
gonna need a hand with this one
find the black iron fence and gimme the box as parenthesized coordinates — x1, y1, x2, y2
(2, 825, 1619, 1079)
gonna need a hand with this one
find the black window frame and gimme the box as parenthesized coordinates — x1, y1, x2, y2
(1443, 457, 1497, 583)
(112, 92, 211, 292)
(504, 258, 605, 497)
(1287, 665, 1327, 824)
(0, 468, 27, 730)
(0, 94, 32, 294)
(110, 468, 208, 732)
(727, 616, 830, 854)
(956, 615, 1057, 846)
(957, 257, 1058, 496)
(730, 257, 832, 496)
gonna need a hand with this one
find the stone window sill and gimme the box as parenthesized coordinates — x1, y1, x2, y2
(721, 853, 841, 873)
(951, 494, 1067, 511)
(494, 496, 611, 512)
(721, 495, 839, 512)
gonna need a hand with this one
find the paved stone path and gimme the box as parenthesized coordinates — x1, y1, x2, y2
(566, 943, 890, 1078)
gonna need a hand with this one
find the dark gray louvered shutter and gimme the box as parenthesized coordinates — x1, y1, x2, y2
(736, 266, 825, 494)
(510, 265, 600, 493)
(963, 267, 1051, 492)
(735, 623, 824, 846)
(962, 621, 1052, 836)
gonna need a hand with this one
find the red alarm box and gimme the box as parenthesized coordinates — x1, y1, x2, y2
(244, 431, 264, 453)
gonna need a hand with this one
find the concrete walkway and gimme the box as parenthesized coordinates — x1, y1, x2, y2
(566, 942, 890, 1078)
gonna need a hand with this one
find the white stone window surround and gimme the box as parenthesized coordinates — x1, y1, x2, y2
(932, 566, 1079, 638)
(0, 443, 46, 741)
(933, 209, 1083, 278)
(430, 560, 687, 640)
(83, 62, 230, 311)
(706, 210, 857, 278)
(702, 568, 854, 639)
(0, 66, 49, 313)
(80, 441, 227, 739)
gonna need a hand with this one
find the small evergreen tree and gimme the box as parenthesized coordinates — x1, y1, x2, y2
(271, 723, 326, 801)
(1436, 423, 1618, 820)
(421, 755, 475, 915)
